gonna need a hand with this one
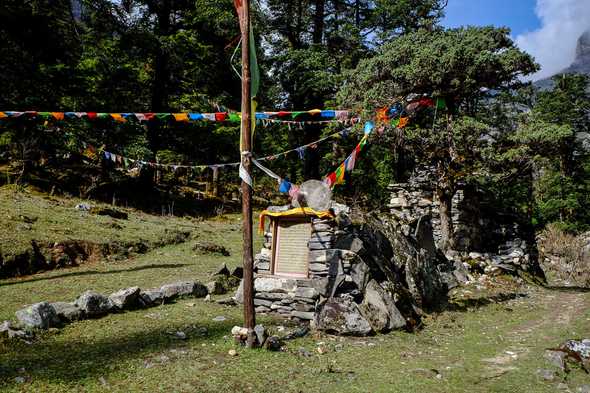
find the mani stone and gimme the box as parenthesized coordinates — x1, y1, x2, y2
(51, 302, 83, 322)
(160, 281, 208, 300)
(359, 280, 406, 332)
(139, 289, 164, 306)
(75, 291, 114, 316)
(109, 287, 141, 310)
(314, 297, 372, 336)
(16, 302, 60, 329)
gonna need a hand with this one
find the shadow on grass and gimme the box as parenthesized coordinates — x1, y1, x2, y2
(0, 263, 192, 287)
(0, 318, 237, 389)
(446, 292, 528, 312)
(544, 285, 590, 293)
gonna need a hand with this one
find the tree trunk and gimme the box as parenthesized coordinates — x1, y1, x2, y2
(437, 186, 454, 251)
(312, 0, 325, 44)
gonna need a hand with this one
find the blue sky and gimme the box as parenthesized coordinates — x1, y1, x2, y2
(443, 0, 540, 36)
(442, 0, 590, 80)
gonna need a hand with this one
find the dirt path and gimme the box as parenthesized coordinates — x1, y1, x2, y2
(480, 289, 589, 378)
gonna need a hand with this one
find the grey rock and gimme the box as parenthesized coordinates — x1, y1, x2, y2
(304, 278, 330, 297)
(309, 232, 335, 243)
(139, 289, 164, 306)
(0, 320, 12, 335)
(577, 385, 590, 393)
(350, 260, 370, 291)
(265, 335, 282, 351)
(231, 266, 244, 279)
(335, 235, 365, 254)
(213, 263, 231, 276)
(256, 292, 290, 300)
(16, 302, 60, 329)
(51, 302, 83, 322)
(294, 287, 318, 299)
(160, 281, 208, 300)
(536, 369, 556, 381)
(206, 281, 226, 295)
(298, 347, 312, 357)
(254, 277, 297, 293)
(308, 249, 340, 264)
(544, 350, 566, 371)
(75, 291, 114, 316)
(291, 311, 315, 320)
(315, 297, 372, 336)
(253, 298, 273, 307)
(109, 287, 141, 310)
(254, 260, 270, 271)
(234, 280, 244, 303)
(254, 324, 267, 346)
(255, 305, 271, 313)
(359, 280, 406, 332)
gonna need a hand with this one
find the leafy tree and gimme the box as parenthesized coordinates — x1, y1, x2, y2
(339, 27, 538, 249)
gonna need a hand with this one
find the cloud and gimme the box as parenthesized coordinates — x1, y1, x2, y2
(515, 0, 590, 80)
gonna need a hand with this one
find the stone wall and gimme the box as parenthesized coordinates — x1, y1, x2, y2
(387, 166, 543, 280)
(253, 217, 363, 321)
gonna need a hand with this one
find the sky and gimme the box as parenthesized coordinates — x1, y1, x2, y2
(443, 0, 590, 80)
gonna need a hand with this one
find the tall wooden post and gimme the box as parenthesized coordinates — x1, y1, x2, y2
(238, 0, 257, 348)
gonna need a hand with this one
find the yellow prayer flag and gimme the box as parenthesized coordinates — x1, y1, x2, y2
(110, 113, 126, 123)
(173, 113, 189, 122)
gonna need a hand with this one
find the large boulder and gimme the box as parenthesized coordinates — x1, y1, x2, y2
(314, 297, 372, 336)
(109, 287, 141, 310)
(358, 215, 448, 310)
(51, 302, 83, 322)
(139, 289, 164, 306)
(160, 281, 208, 300)
(15, 302, 60, 329)
(75, 291, 114, 316)
(359, 280, 406, 332)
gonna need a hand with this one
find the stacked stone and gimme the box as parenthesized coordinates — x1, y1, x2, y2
(387, 167, 440, 240)
(253, 277, 320, 320)
(447, 238, 531, 276)
(250, 213, 381, 323)
(253, 231, 273, 274)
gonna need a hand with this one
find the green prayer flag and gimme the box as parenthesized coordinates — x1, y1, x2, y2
(249, 24, 259, 99)
(436, 97, 447, 110)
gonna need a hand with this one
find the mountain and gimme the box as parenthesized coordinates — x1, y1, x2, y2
(535, 29, 590, 90)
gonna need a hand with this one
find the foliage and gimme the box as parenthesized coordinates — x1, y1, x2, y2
(338, 26, 538, 248)
(512, 74, 590, 232)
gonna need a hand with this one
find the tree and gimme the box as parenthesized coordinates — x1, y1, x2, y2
(259, 0, 447, 179)
(513, 74, 590, 231)
(339, 27, 538, 250)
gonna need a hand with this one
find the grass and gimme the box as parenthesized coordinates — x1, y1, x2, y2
(1, 189, 590, 392)
(0, 185, 203, 260)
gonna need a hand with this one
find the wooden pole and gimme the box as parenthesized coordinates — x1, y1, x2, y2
(239, 0, 256, 348)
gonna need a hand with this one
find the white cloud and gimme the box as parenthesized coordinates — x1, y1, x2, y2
(515, 0, 590, 80)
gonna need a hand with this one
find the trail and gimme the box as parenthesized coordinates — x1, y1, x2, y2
(480, 289, 588, 378)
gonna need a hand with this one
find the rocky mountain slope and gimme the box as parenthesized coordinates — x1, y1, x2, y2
(535, 29, 590, 89)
